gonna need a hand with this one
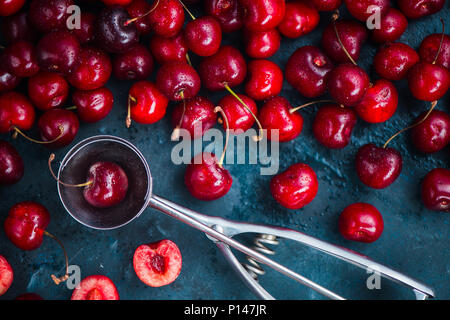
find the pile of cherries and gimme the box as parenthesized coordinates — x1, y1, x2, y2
(0, 0, 449, 300)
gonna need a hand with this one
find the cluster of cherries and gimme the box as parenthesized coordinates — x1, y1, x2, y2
(0, 0, 449, 300)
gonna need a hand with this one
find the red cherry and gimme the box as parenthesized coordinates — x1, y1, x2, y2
(344, 0, 390, 22)
(204, 0, 244, 33)
(0, 67, 21, 93)
(149, 33, 188, 64)
(15, 293, 44, 300)
(239, 0, 286, 32)
(71, 275, 119, 300)
(133, 240, 182, 287)
(0, 0, 25, 17)
(371, 8, 408, 44)
(101, 0, 133, 5)
(313, 104, 357, 149)
(408, 61, 450, 102)
(285, 45, 334, 98)
(71, 12, 96, 45)
(310, 0, 342, 11)
(113, 44, 154, 81)
(410, 110, 449, 153)
(185, 152, 232, 201)
(2, 40, 40, 78)
(270, 163, 318, 210)
(397, 0, 445, 19)
(218, 94, 257, 132)
(419, 33, 450, 70)
(156, 61, 201, 101)
(73, 87, 114, 123)
(0, 140, 24, 185)
(421, 168, 449, 212)
(38, 109, 79, 149)
(244, 28, 281, 59)
(126, 0, 153, 35)
(148, 0, 185, 38)
(128, 80, 168, 125)
(28, 71, 69, 111)
(28, 0, 73, 33)
(1, 11, 36, 44)
(0, 91, 35, 134)
(355, 143, 403, 189)
(338, 203, 384, 243)
(0, 255, 13, 297)
(245, 59, 283, 101)
(373, 42, 419, 81)
(184, 16, 222, 57)
(278, 1, 319, 39)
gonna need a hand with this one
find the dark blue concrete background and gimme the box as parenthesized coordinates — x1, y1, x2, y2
(0, 2, 449, 300)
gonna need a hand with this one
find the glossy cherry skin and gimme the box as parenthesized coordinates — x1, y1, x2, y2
(129, 81, 168, 124)
(244, 28, 281, 59)
(83, 162, 129, 208)
(312, 104, 357, 149)
(397, 0, 445, 19)
(371, 8, 408, 44)
(28, 0, 73, 32)
(0, 92, 35, 134)
(326, 63, 370, 107)
(0, 140, 23, 185)
(38, 109, 79, 149)
(408, 62, 450, 102)
(126, 0, 153, 35)
(354, 79, 398, 124)
(419, 33, 450, 70)
(149, 33, 188, 64)
(2, 41, 39, 78)
(0, 0, 25, 16)
(0, 67, 21, 93)
(4, 201, 49, 251)
(321, 19, 368, 64)
(278, 1, 319, 39)
(310, 0, 342, 11)
(355, 143, 403, 189)
(373, 42, 420, 81)
(198, 45, 247, 91)
(71, 12, 96, 45)
(101, 0, 133, 5)
(204, 0, 244, 33)
(184, 16, 222, 57)
(245, 59, 283, 101)
(218, 94, 257, 132)
(71, 275, 120, 300)
(421, 168, 450, 212)
(36, 30, 81, 75)
(270, 163, 318, 210)
(73, 87, 114, 123)
(285, 46, 334, 98)
(344, 0, 390, 22)
(1, 11, 36, 44)
(0, 255, 13, 296)
(148, 0, 185, 38)
(410, 110, 449, 154)
(185, 152, 232, 201)
(113, 44, 153, 81)
(28, 71, 69, 111)
(156, 61, 201, 101)
(171, 96, 217, 139)
(259, 96, 303, 142)
(239, 0, 286, 32)
(338, 203, 384, 243)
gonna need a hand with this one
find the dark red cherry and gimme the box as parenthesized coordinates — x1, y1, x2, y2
(239, 0, 286, 32)
(344, 0, 390, 22)
(149, 33, 188, 64)
(270, 163, 318, 210)
(156, 61, 201, 101)
(310, 0, 342, 11)
(244, 28, 281, 59)
(28, 0, 74, 33)
(354, 79, 398, 123)
(371, 8, 408, 44)
(0, 91, 35, 134)
(101, 0, 133, 5)
(218, 94, 257, 132)
(0, 0, 25, 16)
(338, 203, 384, 243)
(184, 16, 222, 57)
(15, 293, 44, 300)
(278, 1, 319, 39)
(171, 96, 217, 139)
(36, 30, 81, 75)
(421, 168, 450, 212)
(126, 0, 153, 35)
(38, 109, 79, 149)
(407, 62, 450, 102)
(204, 0, 244, 33)
(321, 19, 368, 64)
(83, 162, 129, 208)
(0, 67, 21, 93)
(312, 104, 357, 149)
(185, 152, 232, 201)
(326, 63, 370, 107)
(0, 140, 24, 185)
(148, 0, 185, 38)
(113, 44, 153, 81)
(397, 0, 445, 19)
(1, 11, 36, 44)
(410, 110, 449, 153)
(373, 42, 419, 81)
(355, 143, 403, 189)
(419, 33, 450, 70)
(245, 59, 283, 101)
(128, 81, 168, 124)
(28, 71, 69, 111)
(71, 12, 96, 45)
(259, 96, 303, 142)
(2, 41, 39, 77)
(285, 45, 334, 98)
(73, 87, 114, 123)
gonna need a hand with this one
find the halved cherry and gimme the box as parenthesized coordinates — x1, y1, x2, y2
(71, 275, 119, 300)
(0, 255, 13, 296)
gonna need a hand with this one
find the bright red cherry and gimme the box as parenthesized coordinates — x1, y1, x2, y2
(344, 0, 390, 22)
(310, 0, 342, 11)
(149, 33, 188, 64)
(419, 33, 450, 70)
(38, 109, 79, 149)
(397, 0, 445, 19)
(1, 11, 36, 44)
(239, 0, 286, 32)
(373, 42, 420, 81)
(28, 0, 73, 33)
(0, 67, 21, 93)
(421, 168, 449, 212)
(128, 81, 168, 125)
(148, 0, 185, 38)
(184, 16, 222, 57)
(71, 12, 96, 45)
(371, 8, 408, 44)
(0, 140, 24, 185)
(0, 0, 25, 16)
(126, 0, 153, 35)
(245, 59, 283, 101)
(113, 44, 153, 81)
(244, 28, 281, 59)
(410, 110, 449, 153)
(338, 203, 384, 243)
(204, 0, 244, 33)
(156, 61, 201, 101)
(73, 87, 114, 123)
(218, 94, 257, 132)
(71, 275, 120, 300)
(2, 41, 39, 78)
(28, 71, 69, 111)
(0, 255, 13, 297)
(408, 61, 450, 102)
(278, 1, 319, 39)
(0, 91, 35, 134)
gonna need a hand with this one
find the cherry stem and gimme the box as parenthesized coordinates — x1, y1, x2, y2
(13, 125, 65, 145)
(214, 106, 230, 168)
(126, 95, 137, 128)
(223, 83, 263, 142)
(178, 0, 196, 20)
(44, 231, 70, 285)
(332, 10, 357, 66)
(48, 153, 93, 188)
(171, 90, 186, 141)
(186, 53, 192, 67)
(433, 18, 445, 65)
(289, 100, 336, 114)
(383, 100, 438, 148)
(124, 0, 160, 26)
(65, 106, 77, 111)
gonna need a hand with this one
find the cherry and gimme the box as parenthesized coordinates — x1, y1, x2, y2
(0, 140, 24, 185)
(72, 87, 114, 123)
(0, 0, 25, 16)
(408, 62, 450, 102)
(204, 0, 244, 33)
(0, 67, 21, 93)
(1, 11, 36, 44)
(71, 275, 120, 300)
(245, 59, 283, 101)
(185, 152, 232, 201)
(373, 42, 420, 81)
(101, 0, 133, 5)
(338, 203, 384, 243)
(148, 0, 185, 38)
(184, 16, 222, 57)
(149, 33, 188, 64)
(244, 28, 281, 59)
(410, 110, 449, 153)
(259, 96, 303, 142)
(344, 0, 390, 22)
(397, 0, 445, 19)
(126, 0, 153, 35)
(310, 0, 342, 11)
(113, 44, 153, 81)
(419, 33, 450, 70)
(15, 293, 44, 300)
(0, 91, 35, 134)
(278, 1, 320, 39)
(28, 0, 74, 33)
(355, 143, 403, 189)
(156, 61, 201, 101)
(71, 12, 96, 45)
(421, 168, 449, 212)
(36, 30, 81, 75)
(133, 240, 182, 287)
(28, 71, 69, 111)
(0, 255, 13, 297)
(312, 104, 357, 149)
(285, 46, 334, 98)
(239, 0, 286, 32)
(371, 8, 408, 44)
(2, 40, 40, 78)
(38, 109, 79, 149)
(218, 94, 257, 132)
(270, 163, 318, 210)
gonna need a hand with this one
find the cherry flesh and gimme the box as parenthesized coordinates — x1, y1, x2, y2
(73, 87, 114, 123)
(397, 0, 445, 19)
(0, 67, 21, 93)
(113, 44, 153, 81)
(421, 168, 449, 212)
(204, 0, 244, 33)
(129, 81, 168, 124)
(310, 0, 342, 11)
(344, 0, 390, 22)
(28, 71, 69, 111)
(278, 1, 320, 39)
(71, 12, 96, 45)
(184, 16, 222, 57)
(126, 0, 153, 35)
(147, 0, 185, 38)
(0, 91, 35, 134)
(244, 28, 281, 59)
(156, 61, 201, 101)
(38, 109, 79, 149)
(71, 275, 119, 300)
(149, 33, 188, 64)
(407, 62, 450, 102)
(373, 42, 420, 81)
(339, 203, 384, 243)
(239, 0, 286, 32)
(218, 94, 257, 132)
(245, 59, 283, 101)
(371, 8, 408, 44)
(2, 40, 39, 78)
(28, 0, 73, 33)
(0, 140, 24, 185)
(410, 110, 449, 153)
(0, 0, 25, 16)
(0, 255, 13, 297)
(419, 33, 450, 70)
